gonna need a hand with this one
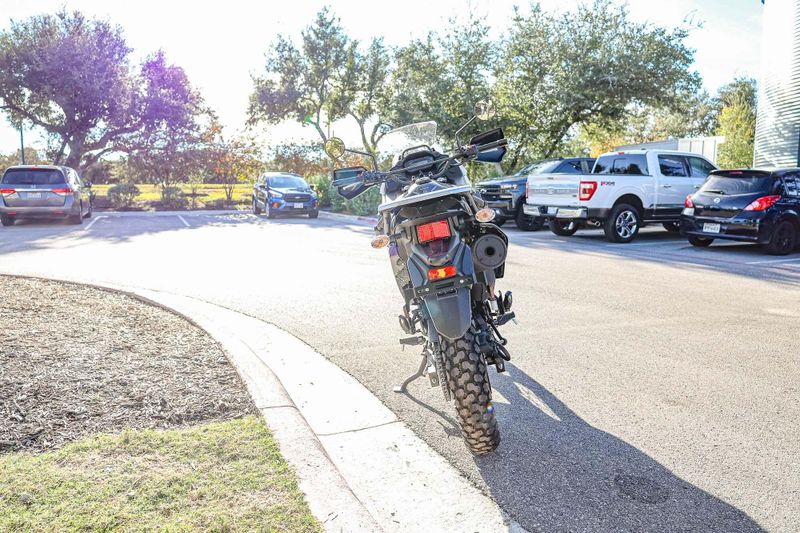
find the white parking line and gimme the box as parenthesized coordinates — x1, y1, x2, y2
(745, 256, 800, 265)
(176, 215, 190, 227)
(84, 215, 104, 230)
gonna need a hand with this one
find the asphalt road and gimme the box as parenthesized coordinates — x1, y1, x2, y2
(1, 211, 798, 532)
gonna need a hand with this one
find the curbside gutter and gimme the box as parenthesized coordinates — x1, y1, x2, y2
(318, 210, 379, 226)
(1, 274, 524, 533)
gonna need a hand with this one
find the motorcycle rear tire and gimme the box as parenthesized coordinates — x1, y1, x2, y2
(443, 330, 500, 455)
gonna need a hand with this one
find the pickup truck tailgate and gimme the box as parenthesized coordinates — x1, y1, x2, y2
(526, 174, 583, 207)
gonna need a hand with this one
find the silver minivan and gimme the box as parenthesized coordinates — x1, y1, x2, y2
(0, 165, 92, 226)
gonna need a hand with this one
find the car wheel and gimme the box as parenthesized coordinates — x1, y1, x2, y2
(688, 235, 714, 247)
(1, 215, 14, 227)
(68, 204, 83, 225)
(253, 196, 262, 215)
(309, 210, 319, 219)
(549, 219, 578, 236)
(515, 204, 543, 231)
(766, 220, 797, 256)
(662, 222, 680, 233)
(604, 204, 641, 243)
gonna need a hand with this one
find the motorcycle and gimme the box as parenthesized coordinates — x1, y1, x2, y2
(324, 101, 515, 455)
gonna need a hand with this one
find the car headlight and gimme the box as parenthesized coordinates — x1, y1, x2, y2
(269, 190, 283, 198)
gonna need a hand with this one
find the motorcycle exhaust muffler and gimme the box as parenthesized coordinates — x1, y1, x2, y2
(472, 234, 507, 271)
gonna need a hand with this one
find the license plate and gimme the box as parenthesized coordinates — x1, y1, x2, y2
(547, 207, 559, 215)
(557, 208, 582, 218)
(703, 222, 721, 234)
(293, 203, 303, 208)
(25, 192, 43, 199)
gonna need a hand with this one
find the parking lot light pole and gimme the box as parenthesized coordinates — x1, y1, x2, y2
(19, 125, 25, 165)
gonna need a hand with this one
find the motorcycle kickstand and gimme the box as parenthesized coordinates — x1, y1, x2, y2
(393, 354, 428, 393)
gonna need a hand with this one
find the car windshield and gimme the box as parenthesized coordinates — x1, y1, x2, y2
(700, 174, 773, 195)
(2, 168, 66, 185)
(268, 175, 307, 188)
(514, 160, 559, 176)
(378, 121, 438, 159)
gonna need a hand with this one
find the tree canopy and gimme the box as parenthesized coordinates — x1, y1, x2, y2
(0, 10, 204, 170)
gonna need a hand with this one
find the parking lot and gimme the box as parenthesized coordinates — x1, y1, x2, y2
(1, 211, 798, 531)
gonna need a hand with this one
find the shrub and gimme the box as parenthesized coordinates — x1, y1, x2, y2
(159, 187, 188, 210)
(306, 174, 333, 207)
(107, 183, 140, 210)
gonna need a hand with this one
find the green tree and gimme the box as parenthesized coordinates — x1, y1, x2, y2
(381, 13, 494, 146)
(248, 8, 356, 144)
(0, 11, 202, 171)
(347, 38, 392, 154)
(495, 0, 700, 169)
(717, 84, 756, 168)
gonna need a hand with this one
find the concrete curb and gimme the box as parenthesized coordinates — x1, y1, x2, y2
(1, 274, 524, 533)
(319, 210, 379, 226)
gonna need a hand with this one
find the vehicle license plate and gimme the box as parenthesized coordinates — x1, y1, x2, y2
(293, 202, 303, 208)
(25, 192, 43, 199)
(558, 208, 582, 218)
(703, 222, 721, 234)
(547, 207, 559, 215)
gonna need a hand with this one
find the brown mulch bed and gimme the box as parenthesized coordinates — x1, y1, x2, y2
(0, 276, 256, 453)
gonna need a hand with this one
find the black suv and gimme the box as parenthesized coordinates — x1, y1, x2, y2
(477, 158, 595, 231)
(681, 168, 800, 255)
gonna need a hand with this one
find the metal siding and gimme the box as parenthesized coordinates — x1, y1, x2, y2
(755, 0, 800, 167)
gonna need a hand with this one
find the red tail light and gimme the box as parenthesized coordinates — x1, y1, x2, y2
(685, 195, 694, 208)
(51, 188, 73, 196)
(0, 188, 15, 196)
(579, 181, 597, 201)
(417, 220, 451, 243)
(427, 265, 456, 281)
(744, 195, 780, 211)
(525, 180, 529, 199)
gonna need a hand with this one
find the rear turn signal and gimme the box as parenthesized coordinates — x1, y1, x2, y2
(579, 181, 597, 201)
(371, 234, 389, 249)
(427, 265, 456, 281)
(744, 195, 780, 211)
(475, 208, 496, 223)
(685, 195, 694, 208)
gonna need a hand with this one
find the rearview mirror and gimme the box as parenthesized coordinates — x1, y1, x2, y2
(333, 166, 370, 200)
(474, 100, 496, 121)
(324, 137, 346, 160)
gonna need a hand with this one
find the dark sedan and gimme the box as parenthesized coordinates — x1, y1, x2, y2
(681, 168, 800, 255)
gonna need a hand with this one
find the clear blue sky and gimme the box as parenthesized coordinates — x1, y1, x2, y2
(0, 0, 765, 155)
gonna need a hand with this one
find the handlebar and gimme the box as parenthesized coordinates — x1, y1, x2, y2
(354, 138, 508, 186)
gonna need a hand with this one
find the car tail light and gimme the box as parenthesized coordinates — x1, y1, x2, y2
(428, 265, 456, 281)
(685, 195, 694, 208)
(579, 181, 597, 201)
(51, 188, 73, 196)
(744, 195, 780, 211)
(0, 188, 15, 196)
(416, 220, 450, 243)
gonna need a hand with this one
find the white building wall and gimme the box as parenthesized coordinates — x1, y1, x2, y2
(754, 0, 800, 167)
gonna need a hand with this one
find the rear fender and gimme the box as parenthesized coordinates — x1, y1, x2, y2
(407, 240, 474, 340)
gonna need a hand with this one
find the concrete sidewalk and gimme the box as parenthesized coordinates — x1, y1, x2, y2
(36, 278, 522, 533)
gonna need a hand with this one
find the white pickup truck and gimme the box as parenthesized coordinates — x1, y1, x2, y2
(523, 150, 718, 242)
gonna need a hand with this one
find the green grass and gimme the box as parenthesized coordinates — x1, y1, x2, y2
(92, 183, 253, 206)
(0, 416, 320, 532)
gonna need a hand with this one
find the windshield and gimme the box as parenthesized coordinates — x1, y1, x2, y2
(2, 168, 66, 185)
(514, 160, 559, 176)
(268, 175, 307, 189)
(377, 121, 437, 159)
